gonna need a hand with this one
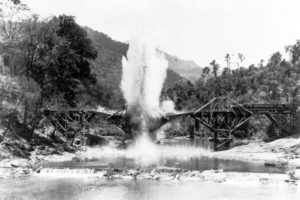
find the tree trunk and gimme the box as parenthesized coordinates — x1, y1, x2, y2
(23, 98, 29, 138)
(29, 87, 45, 140)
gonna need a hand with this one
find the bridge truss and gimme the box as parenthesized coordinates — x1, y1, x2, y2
(42, 97, 298, 151)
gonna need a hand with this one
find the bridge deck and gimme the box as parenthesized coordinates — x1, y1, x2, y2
(42, 97, 300, 151)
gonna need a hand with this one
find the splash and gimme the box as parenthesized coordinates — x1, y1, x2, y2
(80, 140, 211, 166)
(161, 100, 177, 114)
(121, 36, 168, 134)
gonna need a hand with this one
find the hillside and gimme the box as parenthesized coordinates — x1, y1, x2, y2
(82, 27, 202, 108)
(165, 54, 202, 81)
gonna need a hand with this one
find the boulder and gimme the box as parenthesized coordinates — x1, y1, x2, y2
(291, 169, 300, 180)
(10, 159, 31, 168)
(85, 134, 109, 146)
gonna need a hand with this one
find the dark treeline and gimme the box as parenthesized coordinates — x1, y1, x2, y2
(164, 49, 300, 110)
(162, 45, 300, 139)
(1, 0, 300, 155)
(0, 1, 97, 145)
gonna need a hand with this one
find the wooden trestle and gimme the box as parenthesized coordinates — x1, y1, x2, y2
(42, 97, 299, 151)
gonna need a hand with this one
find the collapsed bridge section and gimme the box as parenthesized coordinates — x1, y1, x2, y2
(41, 97, 299, 151)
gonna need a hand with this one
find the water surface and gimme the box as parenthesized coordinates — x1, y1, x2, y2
(0, 176, 299, 200)
(44, 138, 284, 173)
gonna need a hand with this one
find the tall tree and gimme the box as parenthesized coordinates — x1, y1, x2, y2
(225, 53, 231, 68)
(201, 66, 210, 81)
(210, 60, 219, 78)
(51, 15, 97, 106)
(286, 40, 300, 65)
(0, 0, 30, 75)
(238, 53, 245, 63)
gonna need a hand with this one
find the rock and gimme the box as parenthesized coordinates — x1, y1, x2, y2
(231, 140, 249, 147)
(259, 177, 270, 184)
(72, 157, 81, 162)
(85, 134, 109, 147)
(127, 169, 140, 178)
(173, 173, 180, 181)
(37, 146, 58, 156)
(289, 169, 300, 180)
(10, 159, 31, 168)
(22, 169, 31, 175)
(155, 140, 161, 144)
(264, 161, 287, 168)
(35, 167, 43, 173)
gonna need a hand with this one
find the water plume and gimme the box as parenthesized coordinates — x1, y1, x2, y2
(80, 141, 211, 166)
(121, 36, 168, 134)
(161, 100, 177, 114)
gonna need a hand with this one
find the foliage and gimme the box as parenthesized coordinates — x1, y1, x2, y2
(164, 46, 300, 139)
(0, 1, 97, 143)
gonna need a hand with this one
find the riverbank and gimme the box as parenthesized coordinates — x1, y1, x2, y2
(36, 167, 300, 184)
(213, 137, 300, 168)
(1, 136, 300, 180)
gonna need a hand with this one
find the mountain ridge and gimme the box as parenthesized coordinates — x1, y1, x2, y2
(82, 26, 202, 108)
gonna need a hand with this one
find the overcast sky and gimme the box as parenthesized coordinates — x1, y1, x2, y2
(22, 0, 300, 68)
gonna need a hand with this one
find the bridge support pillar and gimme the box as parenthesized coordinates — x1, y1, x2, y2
(212, 130, 232, 151)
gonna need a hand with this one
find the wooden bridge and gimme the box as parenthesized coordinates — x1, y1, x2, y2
(42, 97, 299, 151)
(191, 97, 298, 150)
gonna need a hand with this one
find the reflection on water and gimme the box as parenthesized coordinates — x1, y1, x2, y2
(44, 138, 284, 174)
(0, 176, 299, 200)
(45, 155, 284, 174)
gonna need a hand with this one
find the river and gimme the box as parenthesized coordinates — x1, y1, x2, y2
(0, 137, 299, 200)
(1, 176, 299, 200)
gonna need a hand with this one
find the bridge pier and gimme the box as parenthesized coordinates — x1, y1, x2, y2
(193, 97, 252, 151)
(42, 97, 299, 151)
(212, 131, 232, 151)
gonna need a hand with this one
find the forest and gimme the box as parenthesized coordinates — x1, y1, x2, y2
(1, 0, 300, 156)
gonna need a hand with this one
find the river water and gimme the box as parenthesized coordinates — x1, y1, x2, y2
(1, 176, 299, 200)
(44, 138, 283, 173)
(1, 138, 298, 200)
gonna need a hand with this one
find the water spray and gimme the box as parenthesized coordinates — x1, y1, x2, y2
(121, 36, 168, 140)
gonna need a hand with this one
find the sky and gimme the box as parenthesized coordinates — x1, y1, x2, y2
(22, 0, 300, 68)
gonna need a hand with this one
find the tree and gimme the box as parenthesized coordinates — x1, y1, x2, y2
(210, 60, 219, 78)
(268, 52, 282, 67)
(1, 13, 98, 139)
(19, 15, 97, 107)
(222, 67, 231, 76)
(259, 59, 264, 68)
(201, 66, 210, 81)
(238, 53, 245, 63)
(51, 15, 97, 106)
(225, 53, 231, 68)
(286, 40, 300, 65)
(0, 0, 30, 75)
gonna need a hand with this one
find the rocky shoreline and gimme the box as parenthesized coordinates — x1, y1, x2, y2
(20, 167, 300, 186)
(1, 136, 300, 182)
